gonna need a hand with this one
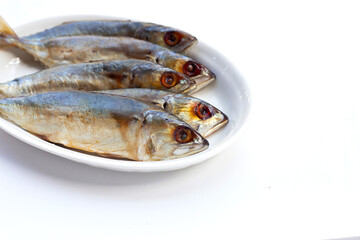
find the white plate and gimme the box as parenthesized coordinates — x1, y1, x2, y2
(0, 15, 251, 172)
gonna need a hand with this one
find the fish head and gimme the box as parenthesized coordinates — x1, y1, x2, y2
(136, 25, 197, 52)
(139, 110, 208, 160)
(156, 52, 216, 92)
(157, 71, 197, 93)
(130, 63, 197, 93)
(181, 60, 216, 92)
(164, 95, 229, 137)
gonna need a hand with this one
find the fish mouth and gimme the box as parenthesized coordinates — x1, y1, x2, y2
(171, 72, 197, 93)
(190, 68, 216, 93)
(172, 136, 209, 158)
(180, 36, 198, 53)
(202, 114, 229, 137)
(181, 82, 197, 93)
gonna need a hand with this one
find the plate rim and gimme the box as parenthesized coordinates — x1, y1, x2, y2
(0, 15, 251, 172)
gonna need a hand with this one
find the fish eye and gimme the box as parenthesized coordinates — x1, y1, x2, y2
(161, 72, 180, 88)
(164, 31, 182, 46)
(174, 126, 194, 143)
(195, 103, 212, 120)
(183, 61, 202, 77)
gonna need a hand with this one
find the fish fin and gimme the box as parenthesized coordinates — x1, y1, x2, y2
(0, 16, 17, 36)
(0, 16, 18, 48)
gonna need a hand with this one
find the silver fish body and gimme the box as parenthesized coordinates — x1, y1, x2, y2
(0, 59, 196, 98)
(23, 20, 197, 53)
(0, 34, 215, 91)
(98, 89, 229, 137)
(0, 91, 208, 161)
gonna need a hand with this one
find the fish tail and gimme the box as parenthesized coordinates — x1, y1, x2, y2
(0, 16, 19, 48)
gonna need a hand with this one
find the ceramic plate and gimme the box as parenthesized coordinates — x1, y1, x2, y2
(0, 15, 251, 172)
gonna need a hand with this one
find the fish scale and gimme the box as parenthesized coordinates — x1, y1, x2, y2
(0, 17, 215, 91)
(23, 20, 197, 53)
(0, 59, 196, 98)
(0, 91, 208, 161)
(98, 88, 229, 137)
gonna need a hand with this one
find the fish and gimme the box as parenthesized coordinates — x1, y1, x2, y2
(0, 20, 215, 91)
(0, 59, 196, 98)
(22, 19, 197, 53)
(98, 89, 229, 137)
(0, 91, 209, 161)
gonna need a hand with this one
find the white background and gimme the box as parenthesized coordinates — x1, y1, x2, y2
(1, 0, 360, 239)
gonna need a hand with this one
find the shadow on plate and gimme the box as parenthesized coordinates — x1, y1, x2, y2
(0, 129, 194, 186)
(0, 47, 44, 69)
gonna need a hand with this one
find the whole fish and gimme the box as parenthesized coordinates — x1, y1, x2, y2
(98, 89, 228, 137)
(0, 91, 208, 161)
(21, 19, 197, 53)
(0, 22, 215, 91)
(0, 60, 196, 98)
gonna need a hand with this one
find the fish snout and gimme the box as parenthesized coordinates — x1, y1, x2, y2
(179, 36, 198, 53)
(192, 67, 216, 92)
(172, 130, 209, 157)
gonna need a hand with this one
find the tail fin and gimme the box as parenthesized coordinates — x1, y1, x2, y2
(0, 16, 18, 48)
